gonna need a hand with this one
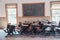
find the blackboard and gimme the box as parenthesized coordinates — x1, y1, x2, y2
(22, 3, 45, 16)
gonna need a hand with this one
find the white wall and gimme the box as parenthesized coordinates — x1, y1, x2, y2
(0, 0, 59, 17)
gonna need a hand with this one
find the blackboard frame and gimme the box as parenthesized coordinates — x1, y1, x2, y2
(22, 3, 45, 17)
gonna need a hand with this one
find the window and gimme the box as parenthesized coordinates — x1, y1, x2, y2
(51, 2, 60, 24)
(6, 4, 18, 25)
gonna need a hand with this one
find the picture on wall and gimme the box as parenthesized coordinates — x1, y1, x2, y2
(22, 3, 45, 16)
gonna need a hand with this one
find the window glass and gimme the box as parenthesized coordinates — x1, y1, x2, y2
(7, 5, 17, 25)
(52, 4, 60, 24)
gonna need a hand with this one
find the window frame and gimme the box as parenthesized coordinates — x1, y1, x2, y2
(50, 1, 60, 23)
(5, 4, 18, 25)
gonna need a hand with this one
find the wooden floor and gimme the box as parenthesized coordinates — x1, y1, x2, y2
(0, 30, 60, 40)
